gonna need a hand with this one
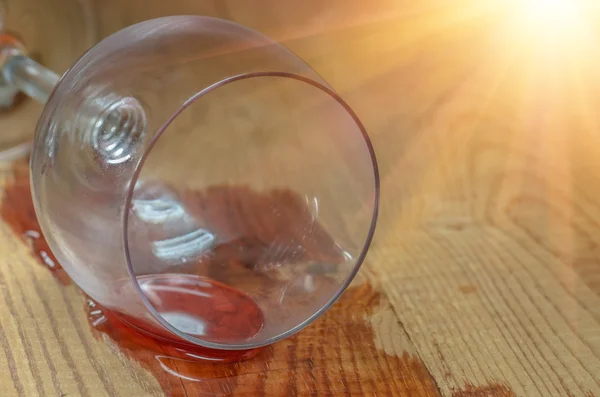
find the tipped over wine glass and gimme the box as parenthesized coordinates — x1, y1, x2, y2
(0, 16, 379, 354)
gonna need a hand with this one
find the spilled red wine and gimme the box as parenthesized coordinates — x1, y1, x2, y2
(1, 160, 405, 397)
(0, 160, 70, 285)
(119, 274, 264, 344)
(1, 159, 345, 361)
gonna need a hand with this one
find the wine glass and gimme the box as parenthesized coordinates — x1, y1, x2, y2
(9, 16, 379, 352)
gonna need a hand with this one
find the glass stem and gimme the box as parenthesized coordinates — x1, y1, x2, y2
(0, 41, 146, 162)
(2, 54, 59, 103)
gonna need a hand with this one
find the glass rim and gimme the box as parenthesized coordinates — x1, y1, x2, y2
(121, 70, 381, 350)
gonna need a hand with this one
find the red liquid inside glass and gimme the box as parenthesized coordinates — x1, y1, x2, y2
(118, 274, 264, 345)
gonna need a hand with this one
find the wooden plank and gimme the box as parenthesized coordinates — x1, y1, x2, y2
(1, 1, 600, 396)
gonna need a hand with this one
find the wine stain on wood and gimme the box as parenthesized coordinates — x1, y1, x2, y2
(0, 159, 442, 396)
(87, 283, 442, 396)
(0, 160, 70, 285)
(451, 383, 515, 397)
(458, 284, 478, 295)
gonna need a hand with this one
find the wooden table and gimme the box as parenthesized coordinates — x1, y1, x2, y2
(1, 1, 600, 396)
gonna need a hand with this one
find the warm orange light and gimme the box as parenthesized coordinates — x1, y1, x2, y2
(515, 0, 586, 41)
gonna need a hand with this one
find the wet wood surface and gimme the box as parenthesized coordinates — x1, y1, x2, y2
(2, 0, 600, 396)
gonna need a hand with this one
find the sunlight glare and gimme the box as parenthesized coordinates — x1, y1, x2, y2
(513, 0, 588, 43)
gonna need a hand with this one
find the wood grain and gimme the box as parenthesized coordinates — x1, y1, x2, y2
(1, 0, 600, 396)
